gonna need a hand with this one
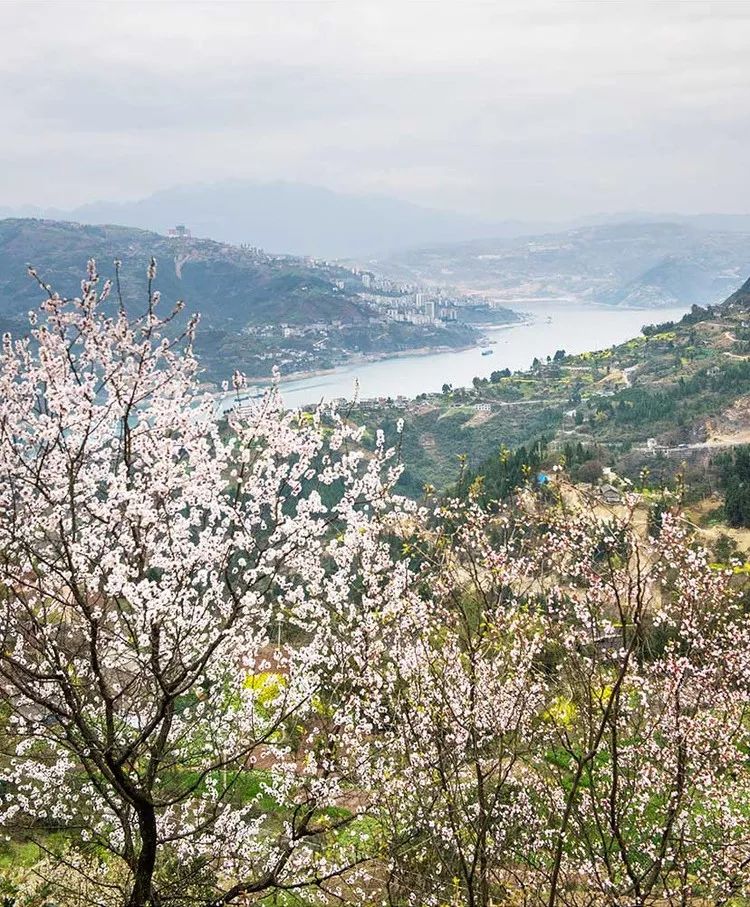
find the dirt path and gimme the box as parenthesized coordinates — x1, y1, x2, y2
(635, 435, 750, 454)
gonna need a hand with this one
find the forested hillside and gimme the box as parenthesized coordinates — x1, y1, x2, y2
(0, 219, 487, 381)
(367, 275, 750, 497)
(0, 218, 367, 323)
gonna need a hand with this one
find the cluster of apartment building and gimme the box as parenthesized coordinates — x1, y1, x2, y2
(375, 292, 457, 326)
(351, 269, 462, 326)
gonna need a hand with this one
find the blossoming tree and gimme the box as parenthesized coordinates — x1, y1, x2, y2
(0, 261, 410, 906)
(2, 258, 750, 907)
(367, 488, 750, 907)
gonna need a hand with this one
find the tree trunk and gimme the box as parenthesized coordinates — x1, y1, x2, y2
(127, 804, 158, 907)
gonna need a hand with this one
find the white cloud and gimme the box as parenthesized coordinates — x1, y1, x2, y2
(0, 0, 748, 216)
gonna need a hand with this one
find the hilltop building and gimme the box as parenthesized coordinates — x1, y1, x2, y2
(167, 225, 192, 239)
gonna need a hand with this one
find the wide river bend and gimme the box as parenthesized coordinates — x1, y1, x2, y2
(271, 302, 690, 409)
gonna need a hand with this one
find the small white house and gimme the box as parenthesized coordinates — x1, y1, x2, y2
(600, 484, 622, 504)
(475, 402, 492, 412)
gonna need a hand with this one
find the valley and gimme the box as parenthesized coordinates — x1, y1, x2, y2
(0, 218, 517, 383)
(372, 221, 750, 309)
(10, 213, 750, 556)
(348, 277, 750, 512)
(274, 301, 688, 406)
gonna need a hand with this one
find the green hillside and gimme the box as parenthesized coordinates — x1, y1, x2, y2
(0, 219, 486, 381)
(0, 218, 367, 324)
(366, 276, 750, 496)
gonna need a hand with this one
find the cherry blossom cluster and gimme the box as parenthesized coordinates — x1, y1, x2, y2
(1, 263, 749, 907)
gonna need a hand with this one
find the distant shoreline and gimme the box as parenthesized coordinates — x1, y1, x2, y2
(212, 342, 484, 407)
(252, 317, 532, 388)
(259, 343, 480, 387)
(212, 338, 504, 409)
(211, 304, 683, 412)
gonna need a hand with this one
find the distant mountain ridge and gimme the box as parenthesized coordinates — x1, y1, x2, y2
(573, 211, 750, 234)
(376, 222, 750, 309)
(0, 182, 542, 259)
(3, 182, 750, 262)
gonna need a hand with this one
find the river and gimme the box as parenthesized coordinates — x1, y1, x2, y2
(267, 302, 689, 408)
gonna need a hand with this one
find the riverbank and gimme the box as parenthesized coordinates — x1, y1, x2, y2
(271, 304, 691, 409)
(253, 340, 493, 388)
(251, 317, 530, 387)
(214, 304, 689, 412)
(214, 337, 498, 413)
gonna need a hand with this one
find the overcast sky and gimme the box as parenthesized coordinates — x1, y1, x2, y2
(1, 1, 748, 219)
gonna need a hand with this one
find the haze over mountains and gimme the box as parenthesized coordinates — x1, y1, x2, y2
(5, 180, 750, 261)
(376, 222, 750, 309)
(0, 182, 526, 259)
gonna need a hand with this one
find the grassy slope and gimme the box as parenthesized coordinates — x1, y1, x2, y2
(365, 277, 750, 494)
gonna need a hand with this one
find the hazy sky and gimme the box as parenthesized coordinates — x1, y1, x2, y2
(1, 1, 748, 218)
